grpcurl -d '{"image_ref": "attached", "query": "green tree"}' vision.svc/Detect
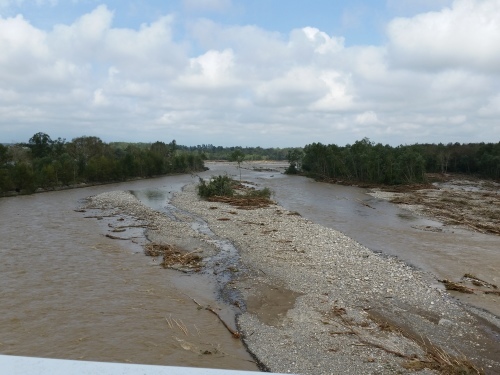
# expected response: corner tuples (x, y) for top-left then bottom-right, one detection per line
(0, 144), (9, 165)
(12, 162), (35, 193)
(0, 167), (13, 193)
(28, 132), (53, 158)
(285, 148), (304, 174)
(230, 149), (245, 181)
(67, 136), (106, 174)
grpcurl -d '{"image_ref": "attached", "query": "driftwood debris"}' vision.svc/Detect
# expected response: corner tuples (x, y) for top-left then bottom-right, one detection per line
(462, 273), (497, 289)
(84, 215), (116, 219)
(208, 196), (273, 209)
(439, 274), (498, 298)
(144, 243), (202, 271)
(105, 234), (131, 240)
(439, 279), (475, 294)
(206, 307), (241, 339)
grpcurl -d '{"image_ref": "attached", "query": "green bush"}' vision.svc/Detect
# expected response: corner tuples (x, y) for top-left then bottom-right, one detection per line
(198, 175), (234, 198)
(245, 186), (272, 198)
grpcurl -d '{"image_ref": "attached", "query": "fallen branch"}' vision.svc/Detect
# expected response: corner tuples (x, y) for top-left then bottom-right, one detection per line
(356, 199), (376, 209)
(105, 234), (131, 240)
(439, 279), (475, 294)
(183, 293), (241, 339)
(115, 224), (151, 229)
(463, 273), (498, 289)
(206, 307), (241, 339)
(484, 290), (500, 296)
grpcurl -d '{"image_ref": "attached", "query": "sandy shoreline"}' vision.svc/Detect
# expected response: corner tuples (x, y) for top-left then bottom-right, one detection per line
(84, 185), (500, 374)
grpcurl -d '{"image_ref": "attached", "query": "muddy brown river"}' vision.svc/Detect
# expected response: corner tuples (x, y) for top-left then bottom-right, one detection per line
(1, 162), (499, 370)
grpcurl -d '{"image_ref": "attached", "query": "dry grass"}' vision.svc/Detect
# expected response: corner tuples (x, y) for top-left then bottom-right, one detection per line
(165, 315), (190, 336)
(366, 311), (484, 374)
(422, 343), (484, 375)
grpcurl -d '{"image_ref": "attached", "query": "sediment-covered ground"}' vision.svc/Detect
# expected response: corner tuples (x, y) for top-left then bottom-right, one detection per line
(84, 185), (500, 374)
(369, 175), (500, 236)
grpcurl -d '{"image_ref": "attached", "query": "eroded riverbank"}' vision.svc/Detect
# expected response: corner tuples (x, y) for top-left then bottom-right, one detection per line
(84, 186), (500, 374)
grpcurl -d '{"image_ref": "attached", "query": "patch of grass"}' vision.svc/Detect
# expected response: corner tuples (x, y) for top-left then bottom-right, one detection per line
(245, 186), (272, 198)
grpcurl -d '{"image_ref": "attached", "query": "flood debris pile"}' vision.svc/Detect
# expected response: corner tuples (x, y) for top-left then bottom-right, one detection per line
(207, 195), (273, 209)
(440, 274), (499, 297)
(373, 176), (500, 235)
(144, 243), (202, 271)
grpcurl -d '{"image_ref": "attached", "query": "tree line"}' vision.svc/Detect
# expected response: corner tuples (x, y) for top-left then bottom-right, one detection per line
(289, 138), (500, 184)
(184, 144), (291, 161)
(0, 132), (205, 195)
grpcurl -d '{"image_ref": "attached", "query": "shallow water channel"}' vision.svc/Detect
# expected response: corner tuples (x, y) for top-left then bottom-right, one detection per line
(1, 162), (499, 370)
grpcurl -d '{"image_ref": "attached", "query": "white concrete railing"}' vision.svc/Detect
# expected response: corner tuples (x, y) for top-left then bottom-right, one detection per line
(0, 355), (287, 375)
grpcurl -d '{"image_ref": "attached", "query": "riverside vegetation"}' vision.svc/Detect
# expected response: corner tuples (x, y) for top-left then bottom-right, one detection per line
(0, 132), (205, 196)
(291, 138), (500, 184)
(3, 134), (498, 196)
(197, 174), (273, 208)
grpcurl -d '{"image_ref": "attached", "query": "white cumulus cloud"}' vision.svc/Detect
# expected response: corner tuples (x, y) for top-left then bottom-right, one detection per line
(387, 0), (500, 72)
(0, 2), (499, 146)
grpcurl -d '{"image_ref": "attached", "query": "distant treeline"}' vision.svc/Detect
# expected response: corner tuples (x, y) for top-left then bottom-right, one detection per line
(2, 134), (498, 194)
(0, 133), (205, 195)
(183, 144), (291, 161)
(291, 138), (500, 184)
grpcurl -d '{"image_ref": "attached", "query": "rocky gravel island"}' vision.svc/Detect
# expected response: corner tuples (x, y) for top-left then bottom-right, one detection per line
(84, 184), (500, 375)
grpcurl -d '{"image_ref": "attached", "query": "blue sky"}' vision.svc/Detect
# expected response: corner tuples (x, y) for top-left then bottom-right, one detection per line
(1, 0), (498, 147)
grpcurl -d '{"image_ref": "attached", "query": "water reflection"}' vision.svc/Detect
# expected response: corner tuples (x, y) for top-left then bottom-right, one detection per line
(130, 189), (168, 211)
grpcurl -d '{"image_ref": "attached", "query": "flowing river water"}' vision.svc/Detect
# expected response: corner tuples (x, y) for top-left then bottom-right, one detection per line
(0, 162), (499, 370)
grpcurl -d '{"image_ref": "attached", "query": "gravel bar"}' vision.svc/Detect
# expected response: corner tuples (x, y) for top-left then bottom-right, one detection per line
(84, 186), (500, 375)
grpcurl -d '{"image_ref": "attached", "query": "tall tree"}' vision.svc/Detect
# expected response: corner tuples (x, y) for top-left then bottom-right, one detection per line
(28, 132), (53, 158)
(230, 149), (245, 181)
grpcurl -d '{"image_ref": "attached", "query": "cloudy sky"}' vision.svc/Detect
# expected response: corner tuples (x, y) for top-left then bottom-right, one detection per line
(1, 0), (499, 147)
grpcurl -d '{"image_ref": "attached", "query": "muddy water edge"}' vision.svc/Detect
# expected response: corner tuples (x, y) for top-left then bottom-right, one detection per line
(0, 175), (258, 370)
